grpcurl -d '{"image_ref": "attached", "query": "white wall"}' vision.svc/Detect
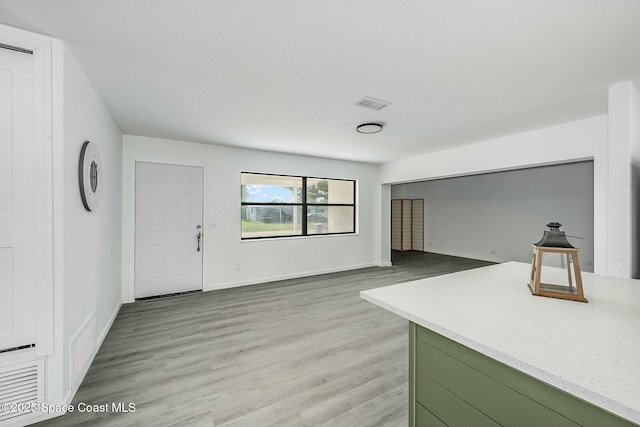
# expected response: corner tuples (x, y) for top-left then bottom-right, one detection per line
(380, 116), (604, 184)
(122, 136), (379, 302)
(391, 162), (595, 270)
(380, 115), (610, 274)
(62, 47), (123, 395)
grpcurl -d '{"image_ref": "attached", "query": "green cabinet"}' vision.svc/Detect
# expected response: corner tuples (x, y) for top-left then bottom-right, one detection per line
(409, 322), (637, 427)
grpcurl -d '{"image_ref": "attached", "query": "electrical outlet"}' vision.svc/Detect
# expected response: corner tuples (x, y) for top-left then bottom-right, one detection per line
(235, 263), (240, 270)
(490, 250), (497, 255)
(427, 242), (432, 246)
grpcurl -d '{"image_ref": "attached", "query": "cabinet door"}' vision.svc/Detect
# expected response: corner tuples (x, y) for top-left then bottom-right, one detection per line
(411, 323), (637, 427)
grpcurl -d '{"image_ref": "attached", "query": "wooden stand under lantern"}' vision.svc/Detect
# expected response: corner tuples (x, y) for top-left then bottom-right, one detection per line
(528, 245), (587, 303)
(527, 222), (587, 303)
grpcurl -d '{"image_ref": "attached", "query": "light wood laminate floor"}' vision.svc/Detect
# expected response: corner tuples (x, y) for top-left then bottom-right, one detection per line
(36, 252), (493, 427)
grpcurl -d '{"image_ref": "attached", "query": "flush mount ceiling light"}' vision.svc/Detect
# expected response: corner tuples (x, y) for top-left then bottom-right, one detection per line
(357, 123), (383, 134)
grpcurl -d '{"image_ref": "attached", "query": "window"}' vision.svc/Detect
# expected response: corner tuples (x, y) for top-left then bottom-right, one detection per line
(241, 172), (356, 239)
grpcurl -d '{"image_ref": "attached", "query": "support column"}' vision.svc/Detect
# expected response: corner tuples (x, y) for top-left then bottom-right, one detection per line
(606, 81), (640, 278)
(380, 184), (392, 266)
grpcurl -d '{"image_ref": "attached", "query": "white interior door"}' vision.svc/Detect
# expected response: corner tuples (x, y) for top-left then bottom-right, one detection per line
(0, 47), (36, 350)
(135, 162), (204, 299)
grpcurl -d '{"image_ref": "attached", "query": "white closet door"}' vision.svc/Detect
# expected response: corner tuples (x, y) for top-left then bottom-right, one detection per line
(0, 47), (36, 350)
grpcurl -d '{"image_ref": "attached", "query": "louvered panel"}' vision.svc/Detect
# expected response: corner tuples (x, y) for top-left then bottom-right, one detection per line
(0, 376), (37, 397)
(401, 200), (412, 250)
(2, 389), (37, 405)
(0, 382), (37, 400)
(0, 360), (42, 424)
(392, 199), (425, 252)
(391, 200), (402, 251)
(412, 200), (424, 251)
(0, 370), (35, 387)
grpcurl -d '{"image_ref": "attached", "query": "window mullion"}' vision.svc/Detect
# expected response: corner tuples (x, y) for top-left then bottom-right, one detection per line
(302, 177), (308, 235)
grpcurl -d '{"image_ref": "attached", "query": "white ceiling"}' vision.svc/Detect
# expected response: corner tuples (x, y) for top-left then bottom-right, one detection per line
(1, 0), (640, 163)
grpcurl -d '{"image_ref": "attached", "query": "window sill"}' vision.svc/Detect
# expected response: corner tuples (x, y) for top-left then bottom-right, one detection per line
(240, 232), (359, 243)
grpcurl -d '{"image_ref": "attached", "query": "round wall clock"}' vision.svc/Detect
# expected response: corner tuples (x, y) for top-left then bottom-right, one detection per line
(78, 140), (102, 211)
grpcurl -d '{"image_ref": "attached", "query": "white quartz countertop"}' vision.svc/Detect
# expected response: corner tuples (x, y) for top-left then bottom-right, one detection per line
(360, 262), (640, 424)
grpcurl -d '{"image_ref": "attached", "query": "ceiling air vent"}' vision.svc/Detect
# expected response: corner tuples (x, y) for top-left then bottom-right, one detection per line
(354, 97), (391, 111)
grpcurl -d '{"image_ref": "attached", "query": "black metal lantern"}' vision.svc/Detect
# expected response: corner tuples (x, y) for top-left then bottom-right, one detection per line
(534, 222), (575, 248)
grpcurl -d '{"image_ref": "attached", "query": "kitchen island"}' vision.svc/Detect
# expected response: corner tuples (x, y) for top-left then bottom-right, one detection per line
(361, 262), (640, 427)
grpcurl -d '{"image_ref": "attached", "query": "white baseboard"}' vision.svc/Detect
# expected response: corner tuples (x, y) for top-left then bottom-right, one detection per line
(98, 301), (122, 351)
(205, 262), (379, 291)
(423, 248), (501, 264)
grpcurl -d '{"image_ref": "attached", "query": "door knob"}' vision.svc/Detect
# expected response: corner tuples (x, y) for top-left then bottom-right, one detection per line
(196, 225), (202, 252)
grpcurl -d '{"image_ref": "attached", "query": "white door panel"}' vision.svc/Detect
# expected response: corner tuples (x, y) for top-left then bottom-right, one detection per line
(0, 48), (36, 350)
(135, 162), (203, 298)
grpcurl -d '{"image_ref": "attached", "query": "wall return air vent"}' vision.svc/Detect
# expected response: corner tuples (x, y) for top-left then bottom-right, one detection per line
(0, 360), (44, 425)
(70, 311), (97, 389)
(354, 96), (392, 111)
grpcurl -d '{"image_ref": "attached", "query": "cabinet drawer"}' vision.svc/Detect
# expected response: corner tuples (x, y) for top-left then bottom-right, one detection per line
(416, 338), (577, 427)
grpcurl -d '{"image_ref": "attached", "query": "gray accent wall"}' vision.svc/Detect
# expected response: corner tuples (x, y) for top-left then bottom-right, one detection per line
(391, 161), (594, 271)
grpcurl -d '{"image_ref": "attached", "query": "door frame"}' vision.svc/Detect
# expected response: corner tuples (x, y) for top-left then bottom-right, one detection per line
(123, 156), (206, 303)
(0, 25), (58, 359)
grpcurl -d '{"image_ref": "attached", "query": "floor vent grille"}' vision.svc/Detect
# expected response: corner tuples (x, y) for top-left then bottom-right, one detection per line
(70, 311), (96, 389)
(0, 360), (43, 424)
